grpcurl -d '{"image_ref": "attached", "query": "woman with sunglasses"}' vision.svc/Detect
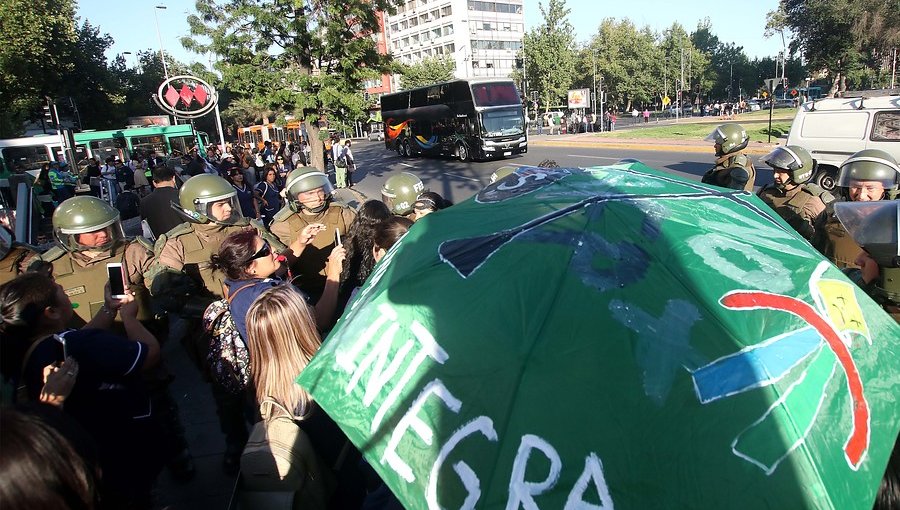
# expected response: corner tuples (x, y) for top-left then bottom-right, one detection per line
(209, 229), (346, 345)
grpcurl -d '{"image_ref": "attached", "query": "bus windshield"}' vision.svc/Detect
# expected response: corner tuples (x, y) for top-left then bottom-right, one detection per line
(481, 109), (525, 137)
(471, 82), (520, 107)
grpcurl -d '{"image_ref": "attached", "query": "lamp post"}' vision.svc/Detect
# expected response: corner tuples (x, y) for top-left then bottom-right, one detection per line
(153, 5), (169, 79)
(122, 51), (138, 69)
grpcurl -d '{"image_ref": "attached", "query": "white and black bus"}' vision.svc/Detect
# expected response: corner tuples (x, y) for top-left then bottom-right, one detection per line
(381, 78), (527, 162)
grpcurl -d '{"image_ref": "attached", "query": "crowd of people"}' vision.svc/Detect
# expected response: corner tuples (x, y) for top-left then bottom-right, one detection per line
(0, 123), (897, 509)
(0, 145), (448, 508)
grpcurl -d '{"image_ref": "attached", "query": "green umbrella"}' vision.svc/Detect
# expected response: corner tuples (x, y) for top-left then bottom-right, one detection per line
(299, 163), (900, 509)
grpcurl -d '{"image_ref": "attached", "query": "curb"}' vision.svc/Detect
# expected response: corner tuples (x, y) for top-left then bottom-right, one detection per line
(529, 139), (777, 155)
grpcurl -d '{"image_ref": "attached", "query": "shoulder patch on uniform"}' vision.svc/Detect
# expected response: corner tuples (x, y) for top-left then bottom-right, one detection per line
(134, 236), (154, 252)
(272, 206), (294, 223)
(165, 222), (195, 239)
(733, 154), (749, 166)
(39, 245), (67, 263)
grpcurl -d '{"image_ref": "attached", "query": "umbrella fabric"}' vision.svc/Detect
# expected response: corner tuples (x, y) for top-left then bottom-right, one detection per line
(298, 163), (900, 509)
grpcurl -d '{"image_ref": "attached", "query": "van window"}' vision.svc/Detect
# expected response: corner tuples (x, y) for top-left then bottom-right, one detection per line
(800, 111), (868, 139)
(871, 111), (900, 142)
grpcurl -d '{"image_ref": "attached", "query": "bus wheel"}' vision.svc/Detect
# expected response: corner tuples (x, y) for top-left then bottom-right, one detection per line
(402, 140), (412, 158)
(457, 143), (470, 162)
(396, 141), (405, 157)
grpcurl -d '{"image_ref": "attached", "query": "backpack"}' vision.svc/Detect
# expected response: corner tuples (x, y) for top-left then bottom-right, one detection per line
(116, 191), (140, 220)
(239, 399), (336, 509)
(335, 154), (347, 168)
(202, 285), (254, 394)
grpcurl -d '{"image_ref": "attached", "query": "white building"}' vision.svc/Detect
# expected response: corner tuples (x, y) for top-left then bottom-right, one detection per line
(384, 0), (524, 90)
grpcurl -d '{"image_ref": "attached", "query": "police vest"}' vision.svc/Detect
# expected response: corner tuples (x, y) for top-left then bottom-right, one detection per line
(703, 154), (756, 192)
(822, 215), (862, 269)
(271, 203), (354, 299)
(40, 242), (153, 329)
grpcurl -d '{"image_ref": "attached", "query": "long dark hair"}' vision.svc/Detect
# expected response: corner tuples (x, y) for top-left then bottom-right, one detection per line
(209, 229), (259, 281)
(340, 200), (392, 291)
(373, 216), (414, 253)
(0, 273), (58, 380)
(0, 408), (99, 510)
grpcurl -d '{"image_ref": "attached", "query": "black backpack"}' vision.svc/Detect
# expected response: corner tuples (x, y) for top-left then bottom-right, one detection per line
(116, 191), (140, 220)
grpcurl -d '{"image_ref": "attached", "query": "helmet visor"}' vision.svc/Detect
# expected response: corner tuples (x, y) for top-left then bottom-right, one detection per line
(704, 127), (725, 144)
(57, 222), (125, 251)
(837, 156), (900, 191)
(286, 171), (333, 197)
(382, 192), (412, 216)
(834, 201), (899, 264)
(198, 195), (243, 225)
(760, 147), (799, 171)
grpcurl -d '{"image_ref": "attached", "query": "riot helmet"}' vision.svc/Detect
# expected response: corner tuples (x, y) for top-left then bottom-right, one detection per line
(705, 123), (750, 157)
(837, 149), (900, 201)
(382, 172), (426, 216)
(177, 174), (243, 225)
(760, 145), (815, 188)
(489, 166), (518, 184)
(283, 166), (333, 213)
(53, 196), (125, 252)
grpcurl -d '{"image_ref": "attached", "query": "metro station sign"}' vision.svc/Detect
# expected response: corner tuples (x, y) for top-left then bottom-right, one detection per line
(154, 75), (218, 119)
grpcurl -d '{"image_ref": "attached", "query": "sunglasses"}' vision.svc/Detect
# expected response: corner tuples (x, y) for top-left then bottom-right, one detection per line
(248, 241), (272, 262)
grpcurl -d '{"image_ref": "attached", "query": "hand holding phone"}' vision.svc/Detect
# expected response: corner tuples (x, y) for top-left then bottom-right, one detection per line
(106, 263), (127, 299)
(335, 228), (342, 247)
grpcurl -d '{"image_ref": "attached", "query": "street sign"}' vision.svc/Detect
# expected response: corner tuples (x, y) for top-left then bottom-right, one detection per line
(764, 78), (779, 92)
(762, 91), (769, 98)
(662, 95), (671, 106)
(791, 89), (798, 97)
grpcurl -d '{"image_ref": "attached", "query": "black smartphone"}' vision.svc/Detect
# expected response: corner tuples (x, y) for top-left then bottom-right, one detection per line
(106, 263), (126, 299)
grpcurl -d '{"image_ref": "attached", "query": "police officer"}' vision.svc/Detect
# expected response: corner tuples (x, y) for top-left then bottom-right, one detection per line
(149, 173), (284, 474)
(32, 195), (195, 480)
(757, 145), (834, 241)
(835, 200), (900, 323)
(817, 149), (900, 268)
(382, 172), (426, 217)
(269, 167), (356, 301)
(702, 123), (756, 191)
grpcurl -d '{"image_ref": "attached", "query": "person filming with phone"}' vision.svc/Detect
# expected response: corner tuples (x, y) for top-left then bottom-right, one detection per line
(0, 272), (164, 508)
(29, 195), (197, 482)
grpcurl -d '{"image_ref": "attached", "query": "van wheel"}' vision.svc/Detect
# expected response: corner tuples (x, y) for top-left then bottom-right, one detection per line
(458, 143), (470, 162)
(815, 167), (837, 192)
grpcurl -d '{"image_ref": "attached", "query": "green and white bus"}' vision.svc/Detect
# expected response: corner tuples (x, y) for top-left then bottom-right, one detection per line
(0, 124), (209, 176)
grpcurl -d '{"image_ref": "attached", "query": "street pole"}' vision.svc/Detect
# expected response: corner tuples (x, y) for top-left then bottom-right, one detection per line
(592, 52), (597, 116)
(154, 5), (169, 79)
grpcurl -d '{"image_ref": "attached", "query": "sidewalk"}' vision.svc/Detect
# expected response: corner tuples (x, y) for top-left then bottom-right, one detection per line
(529, 131), (780, 155)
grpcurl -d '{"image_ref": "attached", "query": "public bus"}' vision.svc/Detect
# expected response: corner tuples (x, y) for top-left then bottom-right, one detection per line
(236, 120), (304, 149)
(380, 78), (527, 162)
(0, 124), (209, 175)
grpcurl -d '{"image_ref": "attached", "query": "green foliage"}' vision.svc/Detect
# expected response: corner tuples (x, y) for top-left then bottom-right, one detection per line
(184, 0), (399, 169)
(523, 0), (577, 111)
(0, 0), (78, 135)
(399, 56), (456, 90)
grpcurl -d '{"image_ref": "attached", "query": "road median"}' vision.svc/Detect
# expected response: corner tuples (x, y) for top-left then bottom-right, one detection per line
(529, 135), (779, 155)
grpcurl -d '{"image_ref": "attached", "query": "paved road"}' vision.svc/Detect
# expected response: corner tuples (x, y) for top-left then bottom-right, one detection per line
(344, 140), (772, 206)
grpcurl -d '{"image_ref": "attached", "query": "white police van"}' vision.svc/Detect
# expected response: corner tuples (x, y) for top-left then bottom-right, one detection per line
(785, 91), (899, 191)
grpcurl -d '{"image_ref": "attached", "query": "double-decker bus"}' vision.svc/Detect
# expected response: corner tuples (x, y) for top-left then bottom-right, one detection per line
(381, 78), (527, 162)
(0, 124), (209, 175)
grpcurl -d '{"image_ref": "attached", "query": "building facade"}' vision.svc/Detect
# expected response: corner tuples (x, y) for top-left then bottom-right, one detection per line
(384, 0), (524, 90)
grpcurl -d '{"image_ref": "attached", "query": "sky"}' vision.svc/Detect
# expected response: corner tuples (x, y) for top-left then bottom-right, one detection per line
(78, 0), (786, 67)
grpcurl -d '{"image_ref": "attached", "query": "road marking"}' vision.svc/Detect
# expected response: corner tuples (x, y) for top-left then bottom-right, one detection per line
(566, 155), (622, 160)
(443, 172), (481, 182)
(399, 163), (415, 168)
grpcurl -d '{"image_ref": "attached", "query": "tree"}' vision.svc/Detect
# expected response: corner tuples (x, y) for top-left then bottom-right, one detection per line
(522, 0), (577, 112)
(580, 18), (661, 112)
(0, 0), (78, 136)
(184, 0), (398, 170)
(399, 56), (455, 90)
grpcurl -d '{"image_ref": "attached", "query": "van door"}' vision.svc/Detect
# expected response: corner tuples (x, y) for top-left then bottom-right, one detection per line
(797, 110), (871, 167)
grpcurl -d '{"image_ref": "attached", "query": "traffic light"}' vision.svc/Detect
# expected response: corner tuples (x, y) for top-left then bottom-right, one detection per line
(515, 57), (523, 69)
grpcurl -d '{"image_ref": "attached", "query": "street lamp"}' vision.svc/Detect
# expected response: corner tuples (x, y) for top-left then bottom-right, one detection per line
(122, 51), (138, 69)
(153, 5), (169, 79)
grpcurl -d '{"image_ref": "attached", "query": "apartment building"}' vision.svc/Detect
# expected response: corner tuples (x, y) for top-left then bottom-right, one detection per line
(384, 0), (525, 90)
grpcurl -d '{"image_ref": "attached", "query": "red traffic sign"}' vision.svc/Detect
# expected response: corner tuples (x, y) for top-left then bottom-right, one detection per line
(791, 89), (798, 97)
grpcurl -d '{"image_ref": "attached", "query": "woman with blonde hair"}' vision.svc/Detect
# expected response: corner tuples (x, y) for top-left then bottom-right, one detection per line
(245, 284), (367, 505)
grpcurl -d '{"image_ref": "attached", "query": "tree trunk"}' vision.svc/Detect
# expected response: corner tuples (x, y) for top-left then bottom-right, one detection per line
(262, 116), (271, 141)
(305, 120), (326, 172)
(827, 73), (840, 98)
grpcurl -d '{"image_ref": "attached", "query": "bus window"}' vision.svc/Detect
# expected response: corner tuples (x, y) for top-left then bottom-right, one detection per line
(168, 135), (195, 155)
(1, 146), (51, 173)
(130, 135), (167, 156)
(89, 137), (126, 163)
(52, 145), (88, 165)
(471, 82), (520, 107)
(481, 109), (524, 137)
(198, 132), (210, 149)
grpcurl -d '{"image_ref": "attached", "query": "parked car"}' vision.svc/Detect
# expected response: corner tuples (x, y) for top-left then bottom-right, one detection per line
(785, 93), (900, 191)
(746, 101), (761, 112)
(368, 129), (384, 141)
